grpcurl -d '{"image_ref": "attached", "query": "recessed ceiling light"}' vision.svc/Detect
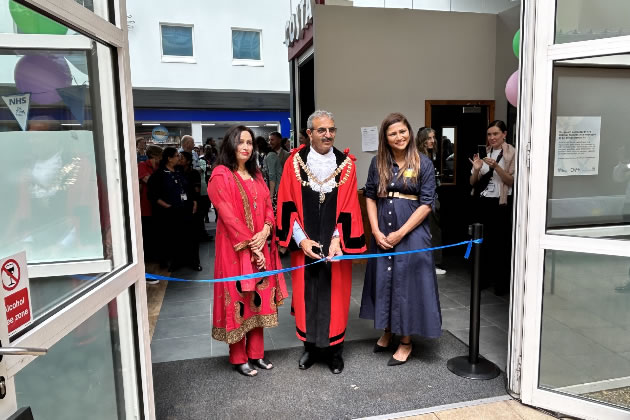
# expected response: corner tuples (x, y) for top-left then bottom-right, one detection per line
(141, 123), (161, 126)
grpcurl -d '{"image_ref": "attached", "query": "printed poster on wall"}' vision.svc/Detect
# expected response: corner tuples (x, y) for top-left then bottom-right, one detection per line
(554, 116), (601, 176)
(361, 126), (378, 152)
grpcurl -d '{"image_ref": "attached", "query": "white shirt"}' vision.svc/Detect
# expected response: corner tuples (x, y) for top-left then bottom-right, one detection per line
(472, 148), (512, 198)
(292, 147), (339, 246)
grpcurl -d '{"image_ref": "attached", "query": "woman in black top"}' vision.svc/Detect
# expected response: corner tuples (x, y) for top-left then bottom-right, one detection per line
(148, 147), (201, 271)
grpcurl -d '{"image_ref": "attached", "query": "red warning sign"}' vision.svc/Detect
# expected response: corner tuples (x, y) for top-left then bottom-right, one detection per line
(5, 288), (30, 333)
(1, 259), (20, 291)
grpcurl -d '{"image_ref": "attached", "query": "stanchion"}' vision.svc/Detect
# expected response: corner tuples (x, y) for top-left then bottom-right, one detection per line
(447, 223), (500, 380)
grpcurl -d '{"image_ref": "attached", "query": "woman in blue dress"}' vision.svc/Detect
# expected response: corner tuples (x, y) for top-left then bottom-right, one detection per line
(360, 112), (442, 366)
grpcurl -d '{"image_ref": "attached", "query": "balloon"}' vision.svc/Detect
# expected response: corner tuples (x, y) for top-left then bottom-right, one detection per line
(9, 0), (68, 35)
(513, 29), (520, 58)
(15, 54), (73, 105)
(505, 70), (519, 107)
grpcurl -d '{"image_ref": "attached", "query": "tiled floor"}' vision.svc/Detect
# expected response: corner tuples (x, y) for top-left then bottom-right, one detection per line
(402, 399), (555, 420)
(150, 235), (510, 373)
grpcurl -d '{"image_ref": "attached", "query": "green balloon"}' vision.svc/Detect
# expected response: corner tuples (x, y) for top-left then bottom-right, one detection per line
(9, 0), (68, 35)
(512, 29), (520, 58)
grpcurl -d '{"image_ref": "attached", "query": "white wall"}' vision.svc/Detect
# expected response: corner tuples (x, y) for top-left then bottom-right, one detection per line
(313, 5), (497, 183)
(494, 5), (520, 123)
(352, 0), (519, 14)
(127, 0), (292, 92)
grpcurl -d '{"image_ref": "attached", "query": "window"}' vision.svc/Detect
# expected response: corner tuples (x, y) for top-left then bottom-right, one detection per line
(232, 29), (262, 65)
(160, 24), (194, 62)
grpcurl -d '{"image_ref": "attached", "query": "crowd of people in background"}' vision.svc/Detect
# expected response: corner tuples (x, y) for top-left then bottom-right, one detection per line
(137, 113), (515, 376)
(137, 131), (293, 283)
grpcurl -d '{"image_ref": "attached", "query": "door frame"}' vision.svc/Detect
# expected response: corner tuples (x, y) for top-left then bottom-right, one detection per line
(424, 100), (495, 130)
(518, 0), (630, 418)
(0, 0), (152, 418)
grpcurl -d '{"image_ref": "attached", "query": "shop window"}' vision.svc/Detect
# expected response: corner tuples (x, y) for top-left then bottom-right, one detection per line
(232, 29), (262, 65)
(160, 24), (195, 63)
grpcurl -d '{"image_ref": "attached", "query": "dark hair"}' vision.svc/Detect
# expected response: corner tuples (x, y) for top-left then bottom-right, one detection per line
(376, 113), (420, 196)
(488, 120), (507, 132)
(146, 145), (163, 159)
(299, 128), (308, 138)
(269, 131), (282, 140)
(205, 137), (214, 144)
(255, 136), (270, 154)
(216, 125), (258, 177)
(180, 151), (193, 167)
(159, 147), (178, 167)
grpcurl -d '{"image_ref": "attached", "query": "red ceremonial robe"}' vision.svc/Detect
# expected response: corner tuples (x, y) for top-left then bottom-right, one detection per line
(276, 145), (366, 347)
(209, 165), (288, 344)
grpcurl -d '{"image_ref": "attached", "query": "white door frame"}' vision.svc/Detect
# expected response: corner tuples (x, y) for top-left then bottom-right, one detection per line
(518, 1), (630, 418)
(0, 0), (153, 418)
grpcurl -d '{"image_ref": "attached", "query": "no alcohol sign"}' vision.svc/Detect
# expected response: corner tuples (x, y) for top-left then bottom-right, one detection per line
(0, 252), (32, 334)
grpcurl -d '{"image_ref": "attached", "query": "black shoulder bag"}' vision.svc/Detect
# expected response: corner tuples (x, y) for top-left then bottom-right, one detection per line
(472, 150), (503, 198)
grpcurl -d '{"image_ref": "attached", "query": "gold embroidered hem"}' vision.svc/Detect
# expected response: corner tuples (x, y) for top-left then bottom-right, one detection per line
(233, 240), (250, 251)
(212, 313), (279, 344)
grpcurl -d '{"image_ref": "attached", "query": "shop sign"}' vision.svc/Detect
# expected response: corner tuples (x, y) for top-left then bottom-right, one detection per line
(285, 0), (313, 47)
(0, 252), (32, 335)
(152, 125), (169, 143)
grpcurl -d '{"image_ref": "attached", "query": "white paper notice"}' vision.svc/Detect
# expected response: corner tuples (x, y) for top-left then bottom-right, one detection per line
(361, 126), (378, 152)
(554, 116), (601, 176)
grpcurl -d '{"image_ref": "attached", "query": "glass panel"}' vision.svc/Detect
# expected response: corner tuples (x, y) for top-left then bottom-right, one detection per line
(556, 0), (630, 44)
(439, 126), (456, 185)
(0, 1), (108, 35)
(232, 30), (261, 60)
(161, 25), (193, 57)
(73, 0), (110, 21)
(0, 47), (115, 263)
(30, 273), (106, 320)
(546, 55), (630, 238)
(540, 251), (630, 411)
(15, 295), (136, 419)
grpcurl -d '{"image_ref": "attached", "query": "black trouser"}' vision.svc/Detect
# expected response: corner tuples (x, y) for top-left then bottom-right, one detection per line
(304, 341), (344, 360)
(141, 215), (155, 261)
(476, 196), (513, 294)
(156, 207), (199, 269)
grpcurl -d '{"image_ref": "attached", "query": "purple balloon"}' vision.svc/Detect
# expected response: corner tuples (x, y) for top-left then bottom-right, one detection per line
(14, 54), (72, 105)
(505, 70), (519, 107)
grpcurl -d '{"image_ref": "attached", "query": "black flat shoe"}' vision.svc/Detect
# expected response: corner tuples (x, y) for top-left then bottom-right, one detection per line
(250, 358), (273, 370)
(191, 265), (203, 272)
(298, 351), (317, 370)
(329, 356), (344, 374)
(373, 333), (394, 353)
(234, 362), (258, 377)
(388, 340), (412, 366)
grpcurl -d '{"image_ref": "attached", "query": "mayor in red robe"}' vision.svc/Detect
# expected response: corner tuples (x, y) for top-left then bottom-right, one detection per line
(276, 110), (365, 374)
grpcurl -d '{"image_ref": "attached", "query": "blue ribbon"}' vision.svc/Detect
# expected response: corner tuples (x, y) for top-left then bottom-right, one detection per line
(145, 239), (483, 284)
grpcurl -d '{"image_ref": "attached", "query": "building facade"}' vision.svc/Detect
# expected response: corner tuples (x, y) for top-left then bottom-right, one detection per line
(127, 0), (292, 146)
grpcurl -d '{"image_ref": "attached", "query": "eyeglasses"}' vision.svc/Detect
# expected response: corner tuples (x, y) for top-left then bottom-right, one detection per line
(314, 127), (337, 135)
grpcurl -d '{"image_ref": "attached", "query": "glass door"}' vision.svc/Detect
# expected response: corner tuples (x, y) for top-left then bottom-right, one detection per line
(520, 1), (630, 418)
(0, 0), (151, 418)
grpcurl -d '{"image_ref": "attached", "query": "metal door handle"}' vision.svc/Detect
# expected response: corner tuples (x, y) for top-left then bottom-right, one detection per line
(0, 347), (47, 356)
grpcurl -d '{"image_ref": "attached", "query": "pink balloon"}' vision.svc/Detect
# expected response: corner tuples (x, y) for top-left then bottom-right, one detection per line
(14, 54), (72, 105)
(505, 70), (519, 107)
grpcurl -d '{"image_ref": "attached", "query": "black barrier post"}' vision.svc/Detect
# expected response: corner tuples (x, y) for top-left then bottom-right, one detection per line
(447, 223), (500, 380)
